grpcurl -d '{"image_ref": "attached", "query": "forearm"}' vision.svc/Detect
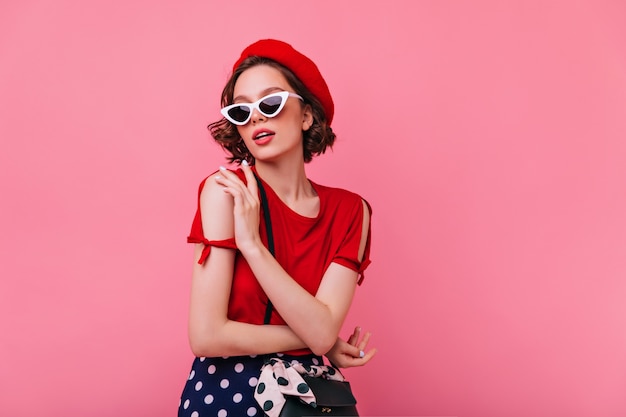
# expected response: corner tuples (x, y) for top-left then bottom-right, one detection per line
(189, 320), (307, 358)
(188, 246), (309, 357)
(240, 244), (356, 355)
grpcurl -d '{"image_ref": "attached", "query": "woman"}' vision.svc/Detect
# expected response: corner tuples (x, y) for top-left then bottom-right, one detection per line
(178, 39), (375, 417)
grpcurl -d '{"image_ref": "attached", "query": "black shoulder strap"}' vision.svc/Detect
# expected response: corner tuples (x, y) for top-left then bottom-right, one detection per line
(255, 174), (275, 325)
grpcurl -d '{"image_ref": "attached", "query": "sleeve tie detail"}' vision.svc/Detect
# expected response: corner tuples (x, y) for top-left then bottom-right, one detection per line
(187, 236), (237, 264)
(356, 259), (371, 285)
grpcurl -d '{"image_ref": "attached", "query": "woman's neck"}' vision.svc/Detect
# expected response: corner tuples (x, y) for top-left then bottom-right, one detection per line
(254, 159), (317, 206)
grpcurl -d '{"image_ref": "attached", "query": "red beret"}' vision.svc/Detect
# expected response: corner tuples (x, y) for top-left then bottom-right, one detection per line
(233, 39), (335, 125)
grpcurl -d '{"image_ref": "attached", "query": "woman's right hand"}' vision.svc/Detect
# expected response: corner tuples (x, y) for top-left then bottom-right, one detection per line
(325, 326), (377, 368)
(213, 161), (263, 255)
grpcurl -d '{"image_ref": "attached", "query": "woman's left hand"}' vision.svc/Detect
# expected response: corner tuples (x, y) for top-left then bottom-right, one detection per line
(325, 326), (377, 368)
(214, 162), (262, 253)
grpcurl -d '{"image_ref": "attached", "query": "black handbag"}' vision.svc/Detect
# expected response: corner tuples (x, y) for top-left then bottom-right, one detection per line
(279, 375), (358, 416)
(255, 174), (359, 417)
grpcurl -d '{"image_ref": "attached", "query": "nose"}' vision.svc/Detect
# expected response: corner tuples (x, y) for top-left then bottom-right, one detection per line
(250, 108), (266, 124)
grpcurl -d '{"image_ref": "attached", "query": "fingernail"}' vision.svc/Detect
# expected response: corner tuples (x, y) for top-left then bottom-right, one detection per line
(219, 166), (226, 171)
(359, 350), (365, 358)
(242, 160), (249, 166)
(215, 175), (221, 180)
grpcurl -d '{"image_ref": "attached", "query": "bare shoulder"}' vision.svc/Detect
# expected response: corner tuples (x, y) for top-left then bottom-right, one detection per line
(199, 172), (233, 207)
(199, 173), (235, 240)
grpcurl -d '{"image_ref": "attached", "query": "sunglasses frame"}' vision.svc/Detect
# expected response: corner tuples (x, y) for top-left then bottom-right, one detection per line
(220, 91), (304, 125)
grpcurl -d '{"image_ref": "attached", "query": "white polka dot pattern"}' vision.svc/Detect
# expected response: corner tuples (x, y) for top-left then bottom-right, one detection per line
(178, 354), (324, 416)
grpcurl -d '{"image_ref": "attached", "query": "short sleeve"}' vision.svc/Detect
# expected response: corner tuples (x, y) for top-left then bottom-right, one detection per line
(331, 197), (372, 285)
(187, 177), (237, 265)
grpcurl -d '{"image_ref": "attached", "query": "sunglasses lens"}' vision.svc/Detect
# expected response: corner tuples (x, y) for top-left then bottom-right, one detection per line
(258, 95), (284, 116)
(227, 106), (251, 123)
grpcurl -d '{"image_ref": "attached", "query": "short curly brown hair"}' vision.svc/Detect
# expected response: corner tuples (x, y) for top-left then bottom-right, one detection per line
(208, 56), (336, 164)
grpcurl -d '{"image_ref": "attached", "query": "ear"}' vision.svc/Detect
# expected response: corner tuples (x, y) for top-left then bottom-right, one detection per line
(302, 104), (314, 131)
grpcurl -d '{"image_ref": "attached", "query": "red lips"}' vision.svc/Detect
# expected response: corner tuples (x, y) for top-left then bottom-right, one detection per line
(252, 129), (275, 145)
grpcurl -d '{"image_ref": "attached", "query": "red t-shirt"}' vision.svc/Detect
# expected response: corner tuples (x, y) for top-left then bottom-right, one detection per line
(187, 169), (372, 354)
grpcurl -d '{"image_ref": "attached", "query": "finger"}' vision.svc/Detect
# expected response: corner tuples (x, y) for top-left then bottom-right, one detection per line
(241, 160), (259, 206)
(357, 331), (372, 351)
(347, 326), (360, 346)
(217, 166), (250, 192)
(337, 347), (377, 368)
(220, 184), (246, 208)
(359, 348), (377, 365)
(214, 171), (242, 191)
(217, 165), (237, 180)
(240, 160), (259, 200)
(345, 338), (363, 359)
(352, 348), (377, 366)
(334, 338), (361, 359)
(214, 173), (241, 195)
(214, 179), (250, 211)
(216, 168), (254, 205)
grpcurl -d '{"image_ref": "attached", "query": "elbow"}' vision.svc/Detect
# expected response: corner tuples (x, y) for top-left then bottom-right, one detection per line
(189, 340), (210, 358)
(305, 317), (343, 356)
(189, 336), (211, 358)
(189, 331), (224, 358)
(308, 332), (338, 357)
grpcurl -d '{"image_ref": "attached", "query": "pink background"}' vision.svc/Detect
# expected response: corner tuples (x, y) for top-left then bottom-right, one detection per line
(1, 1), (625, 416)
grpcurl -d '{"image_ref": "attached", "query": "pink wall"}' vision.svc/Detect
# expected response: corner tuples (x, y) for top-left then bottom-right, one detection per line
(2, 1), (625, 416)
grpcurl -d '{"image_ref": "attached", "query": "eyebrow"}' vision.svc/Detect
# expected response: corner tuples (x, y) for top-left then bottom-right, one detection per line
(233, 87), (285, 103)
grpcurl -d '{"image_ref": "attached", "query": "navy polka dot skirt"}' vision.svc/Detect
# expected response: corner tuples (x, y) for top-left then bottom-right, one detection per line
(178, 353), (324, 417)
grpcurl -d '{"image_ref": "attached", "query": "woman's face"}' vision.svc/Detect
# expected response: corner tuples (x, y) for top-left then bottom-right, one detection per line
(232, 64), (312, 163)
